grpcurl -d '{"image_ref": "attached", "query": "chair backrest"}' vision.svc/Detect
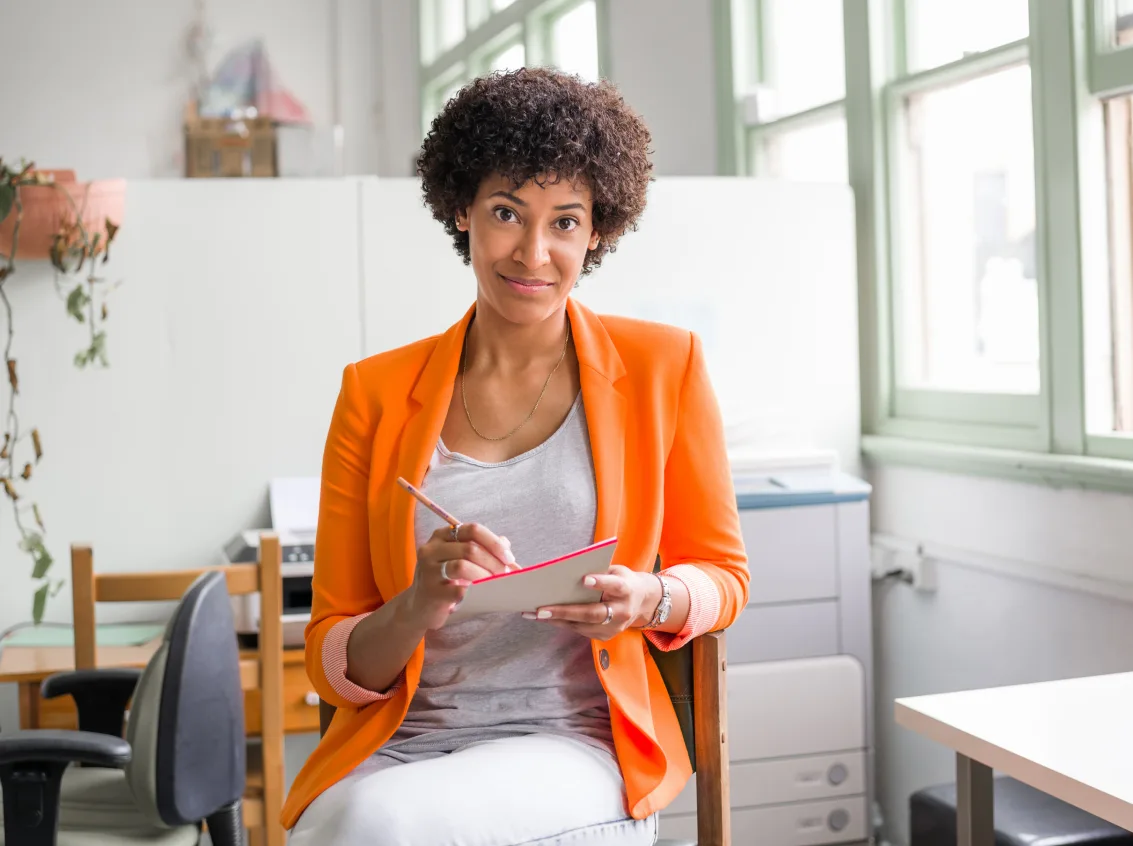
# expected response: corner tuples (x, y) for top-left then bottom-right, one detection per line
(124, 570), (245, 827)
(69, 536), (286, 836)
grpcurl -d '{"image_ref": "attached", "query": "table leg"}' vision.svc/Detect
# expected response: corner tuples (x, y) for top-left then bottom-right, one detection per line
(18, 682), (40, 729)
(956, 753), (993, 846)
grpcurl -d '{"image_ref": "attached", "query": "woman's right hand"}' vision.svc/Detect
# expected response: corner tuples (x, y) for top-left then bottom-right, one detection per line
(405, 522), (516, 630)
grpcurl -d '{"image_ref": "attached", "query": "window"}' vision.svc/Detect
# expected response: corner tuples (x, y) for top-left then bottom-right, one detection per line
(833, 0), (1133, 482)
(419, 0), (602, 135)
(733, 0), (847, 182)
(868, 2), (1041, 444)
(893, 64), (1038, 396)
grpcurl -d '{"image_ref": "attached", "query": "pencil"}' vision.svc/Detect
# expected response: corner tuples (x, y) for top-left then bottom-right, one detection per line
(396, 476), (462, 529)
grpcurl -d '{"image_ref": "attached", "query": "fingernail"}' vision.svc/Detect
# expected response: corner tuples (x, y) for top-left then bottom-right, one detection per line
(500, 536), (512, 548)
(536, 609), (552, 620)
(521, 612), (536, 620)
(505, 550), (517, 565)
(584, 576), (596, 587)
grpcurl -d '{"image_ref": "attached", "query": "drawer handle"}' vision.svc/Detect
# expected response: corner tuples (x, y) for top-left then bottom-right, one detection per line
(304, 692), (319, 707)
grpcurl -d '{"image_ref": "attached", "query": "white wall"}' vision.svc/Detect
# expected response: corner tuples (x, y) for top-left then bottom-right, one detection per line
(0, 0), (388, 177)
(869, 464), (1133, 846)
(604, 0), (720, 176)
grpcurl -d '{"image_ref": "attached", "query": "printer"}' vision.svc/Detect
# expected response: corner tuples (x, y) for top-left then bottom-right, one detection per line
(224, 478), (318, 648)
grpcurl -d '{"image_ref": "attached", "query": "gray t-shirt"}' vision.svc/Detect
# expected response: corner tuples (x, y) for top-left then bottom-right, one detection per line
(380, 393), (615, 758)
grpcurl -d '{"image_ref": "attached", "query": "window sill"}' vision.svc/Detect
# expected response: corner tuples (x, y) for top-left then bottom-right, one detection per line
(861, 434), (1133, 495)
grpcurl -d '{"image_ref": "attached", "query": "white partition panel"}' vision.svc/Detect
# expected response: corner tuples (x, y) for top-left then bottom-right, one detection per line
(0, 179), (363, 627)
(361, 177), (860, 469)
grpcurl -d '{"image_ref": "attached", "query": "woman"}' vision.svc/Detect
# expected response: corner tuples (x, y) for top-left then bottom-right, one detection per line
(283, 68), (748, 845)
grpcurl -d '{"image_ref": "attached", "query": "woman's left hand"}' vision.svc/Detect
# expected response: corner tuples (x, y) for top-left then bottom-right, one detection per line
(523, 565), (657, 641)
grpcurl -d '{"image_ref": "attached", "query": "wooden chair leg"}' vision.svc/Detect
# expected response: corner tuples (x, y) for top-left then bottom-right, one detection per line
(247, 826), (265, 846)
(693, 630), (730, 846)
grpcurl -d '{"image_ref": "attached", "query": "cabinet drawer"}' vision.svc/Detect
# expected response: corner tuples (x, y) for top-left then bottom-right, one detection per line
(729, 656), (865, 760)
(741, 505), (838, 604)
(727, 601), (839, 664)
(245, 662), (321, 734)
(660, 796), (868, 846)
(664, 751), (866, 816)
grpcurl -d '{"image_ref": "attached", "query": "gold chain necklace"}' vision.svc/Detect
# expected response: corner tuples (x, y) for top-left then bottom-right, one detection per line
(461, 322), (571, 441)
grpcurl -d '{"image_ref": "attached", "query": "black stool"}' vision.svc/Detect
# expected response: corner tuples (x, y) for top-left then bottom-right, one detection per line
(911, 776), (1133, 846)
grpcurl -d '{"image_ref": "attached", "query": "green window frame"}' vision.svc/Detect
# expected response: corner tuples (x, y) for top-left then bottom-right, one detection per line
(720, 0), (848, 180)
(419, 0), (609, 137)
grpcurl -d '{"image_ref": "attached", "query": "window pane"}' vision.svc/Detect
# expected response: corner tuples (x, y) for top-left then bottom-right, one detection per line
(754, 117), (848, 182)
(437, 0), (466, 53)
(551, 1), (599, 81)
(906, 0), (1028, 72)
(490, 41), (526, 73)
(1088, 94), (1133, 434)
(894, 64), (1039, 394)
(1115, 0), (1133, 48)
(760, 0), (843, 118)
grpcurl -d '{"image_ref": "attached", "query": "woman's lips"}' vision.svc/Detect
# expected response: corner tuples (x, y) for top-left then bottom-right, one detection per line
(501, 275), (555, 294)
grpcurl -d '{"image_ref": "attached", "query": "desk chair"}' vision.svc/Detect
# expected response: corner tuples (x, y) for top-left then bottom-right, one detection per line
(62, 536), (286, 846)
(317, 631), (731, 846)
(0, 570), (246, 846)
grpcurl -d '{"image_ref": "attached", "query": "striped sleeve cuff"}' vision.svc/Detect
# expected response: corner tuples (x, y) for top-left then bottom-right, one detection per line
(322, 613), (404, 705)
(643, 564), (722, 652)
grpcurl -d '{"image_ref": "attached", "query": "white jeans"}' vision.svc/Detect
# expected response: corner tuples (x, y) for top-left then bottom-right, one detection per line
(288, 734), (658, 846)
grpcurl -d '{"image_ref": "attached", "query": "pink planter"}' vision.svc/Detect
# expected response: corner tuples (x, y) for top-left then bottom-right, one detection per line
(0, 170), (126, 261)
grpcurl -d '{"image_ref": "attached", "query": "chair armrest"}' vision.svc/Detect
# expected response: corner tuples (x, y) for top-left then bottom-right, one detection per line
(0, 729), (131, 769)
(40, 668), (141, 738)
(692, 630), (730, 846)
(0, 730), (131, 845)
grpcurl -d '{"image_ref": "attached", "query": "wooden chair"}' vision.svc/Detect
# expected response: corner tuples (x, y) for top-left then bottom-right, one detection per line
(65, 535), (286, 846)
(317, 630), (731, 846)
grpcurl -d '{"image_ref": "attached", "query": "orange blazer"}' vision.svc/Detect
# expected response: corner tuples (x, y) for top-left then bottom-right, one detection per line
(281, 297), (749, 828)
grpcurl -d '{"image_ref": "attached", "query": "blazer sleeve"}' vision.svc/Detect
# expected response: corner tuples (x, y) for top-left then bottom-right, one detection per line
(303, 362), (388, 710)
(657, 332), (750, 630)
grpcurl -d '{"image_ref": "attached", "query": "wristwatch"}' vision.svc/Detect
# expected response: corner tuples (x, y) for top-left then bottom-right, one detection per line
(644, 574), (672, 629)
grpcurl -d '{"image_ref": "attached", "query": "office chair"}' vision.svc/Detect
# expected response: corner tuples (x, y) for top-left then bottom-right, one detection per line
(317, 630), (731, 846)
(67, 538), (285, 846)
(0, 570), (247, 846)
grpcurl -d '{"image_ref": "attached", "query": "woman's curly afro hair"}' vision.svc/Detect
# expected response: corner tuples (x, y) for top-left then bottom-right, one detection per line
(416, 67), (653, 274)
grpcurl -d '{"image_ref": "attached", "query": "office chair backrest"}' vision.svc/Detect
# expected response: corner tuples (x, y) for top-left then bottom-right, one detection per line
(125, 571), (246, 827)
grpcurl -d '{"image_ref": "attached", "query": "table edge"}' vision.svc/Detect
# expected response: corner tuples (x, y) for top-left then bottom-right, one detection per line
(895, 700), (1133, 832)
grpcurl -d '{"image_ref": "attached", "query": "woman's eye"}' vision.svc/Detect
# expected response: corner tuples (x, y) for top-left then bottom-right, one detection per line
(556, 218), (579, 232)
(493, 207), (517, 223)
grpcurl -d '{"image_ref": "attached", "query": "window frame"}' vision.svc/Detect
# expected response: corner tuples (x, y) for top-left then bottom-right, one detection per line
(725, 0), (848, 179)
(843, 0), (1133, 489)
(419, 0), (609, 137)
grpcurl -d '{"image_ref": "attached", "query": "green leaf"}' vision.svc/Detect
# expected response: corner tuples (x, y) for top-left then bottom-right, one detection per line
(20, 532), (53, 579)
(92, 331), (108, 367)
(32, 583), (48, 624)
(66, 285), (89, 323)
(0, 184), (13, 225)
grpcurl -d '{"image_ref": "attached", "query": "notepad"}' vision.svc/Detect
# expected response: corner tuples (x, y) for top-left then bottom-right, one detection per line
(447, 537), (618, 622)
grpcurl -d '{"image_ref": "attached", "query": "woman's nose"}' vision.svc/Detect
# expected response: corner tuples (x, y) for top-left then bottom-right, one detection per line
(513, 227), (550, 268)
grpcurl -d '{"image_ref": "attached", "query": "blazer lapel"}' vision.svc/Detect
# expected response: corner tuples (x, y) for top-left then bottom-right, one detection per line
(568, 298), (627, 545)
(387, 304), (475, 596)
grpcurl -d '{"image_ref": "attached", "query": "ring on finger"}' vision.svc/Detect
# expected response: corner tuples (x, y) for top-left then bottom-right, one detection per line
(440, 560), (452, 581)
(450, 522), (461, 542)
(602, 603), (614, 625)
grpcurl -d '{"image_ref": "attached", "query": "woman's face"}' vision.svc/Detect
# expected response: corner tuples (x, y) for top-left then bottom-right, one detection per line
(456, 172), (600, 326)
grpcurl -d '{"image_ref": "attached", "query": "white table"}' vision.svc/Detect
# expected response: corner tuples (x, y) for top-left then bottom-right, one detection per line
(895, 672), (1133, 846)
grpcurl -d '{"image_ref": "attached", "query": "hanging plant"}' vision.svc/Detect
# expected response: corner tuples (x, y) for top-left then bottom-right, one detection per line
(0, 160), (126, 623)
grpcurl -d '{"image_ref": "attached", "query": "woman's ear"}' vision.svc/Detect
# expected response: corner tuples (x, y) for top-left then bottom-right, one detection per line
(588, 231), (600, 251)
(455, 209), (469, 232)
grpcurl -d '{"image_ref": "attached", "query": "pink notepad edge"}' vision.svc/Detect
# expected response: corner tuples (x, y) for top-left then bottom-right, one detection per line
(470, 537), (618, 585)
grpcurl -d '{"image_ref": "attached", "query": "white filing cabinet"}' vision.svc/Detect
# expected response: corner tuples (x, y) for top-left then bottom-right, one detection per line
(658, 472), (874, 846)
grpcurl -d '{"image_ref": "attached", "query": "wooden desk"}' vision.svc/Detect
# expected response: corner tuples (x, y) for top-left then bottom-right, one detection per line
(0, 640), (320, 735)
(895, 673), (1133, 846)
